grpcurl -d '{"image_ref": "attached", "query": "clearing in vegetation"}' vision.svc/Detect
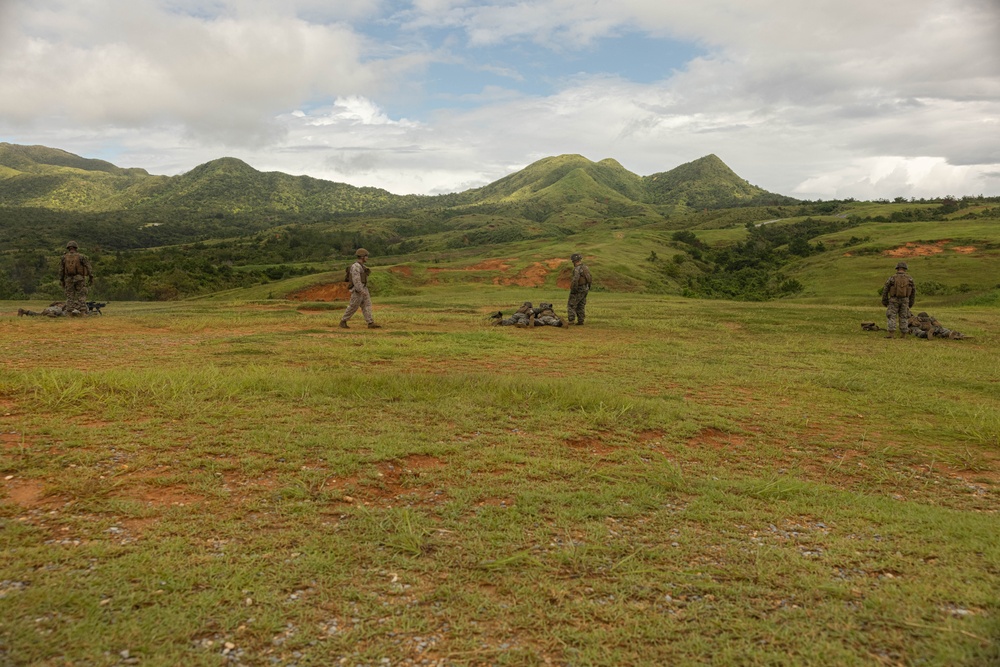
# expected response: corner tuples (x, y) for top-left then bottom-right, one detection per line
(0, 292), (998, 666)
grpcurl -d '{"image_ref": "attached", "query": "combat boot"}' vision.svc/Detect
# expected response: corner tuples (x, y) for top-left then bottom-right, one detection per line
(17, 308), (25, 317)
(884, 331), (895, 339)
(368, 322), (382, 329)
(339, 320), (349, 329)
(898, 330), (908, 339)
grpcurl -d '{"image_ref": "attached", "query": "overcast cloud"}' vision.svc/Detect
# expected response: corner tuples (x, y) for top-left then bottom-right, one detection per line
(1, 0), (998, 199)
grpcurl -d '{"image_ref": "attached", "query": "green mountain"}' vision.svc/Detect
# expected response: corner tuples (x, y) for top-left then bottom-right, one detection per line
(0, 143), (793, 219)
(0, 143), (148, 177)
(642, 154), (793, 208)
(0, 144), (420, 215)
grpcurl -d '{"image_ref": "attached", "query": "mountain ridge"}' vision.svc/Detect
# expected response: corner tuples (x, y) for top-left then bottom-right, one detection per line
(0, 142), (797, 217)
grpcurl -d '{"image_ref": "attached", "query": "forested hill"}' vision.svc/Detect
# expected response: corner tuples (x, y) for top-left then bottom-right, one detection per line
(0, 143), (796, 219)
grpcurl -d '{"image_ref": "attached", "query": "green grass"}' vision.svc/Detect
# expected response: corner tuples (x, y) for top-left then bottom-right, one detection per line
(1, 292), (998, 666)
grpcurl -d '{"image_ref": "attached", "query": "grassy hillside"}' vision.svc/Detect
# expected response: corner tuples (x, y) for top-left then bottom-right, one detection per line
(0, 143), (792, 223)
(642, 154), (799, 209)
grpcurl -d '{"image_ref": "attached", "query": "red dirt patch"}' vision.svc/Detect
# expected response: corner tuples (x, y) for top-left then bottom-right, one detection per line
(400, 454), (446, 471)
(389, 265), (413, 277)
(1, 432), (28, 450)
(686, 427), (748, 450)
(952, 246), (977, 254)
(469, 259), (514, 271)
(494, 262), (550, 287)
(324, 455), (448, 508)
(556, 269), (572, 289)
(565, 437), (617, 456)
(882, 240), (949, 257)
(287, 282), (351, 302)
(3, 478), (62, 509)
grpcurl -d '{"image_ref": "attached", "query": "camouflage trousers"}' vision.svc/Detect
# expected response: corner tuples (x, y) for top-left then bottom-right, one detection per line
(885, 298), (911, 333)
(567, 289), (588, 324)
(535, 315), (563, 327)
(63, 276), (89, 316)
(341, 287), (373, 324)
(499, 312), (530, 326)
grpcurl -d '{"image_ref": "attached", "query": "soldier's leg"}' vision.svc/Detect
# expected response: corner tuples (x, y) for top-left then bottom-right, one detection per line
(360, 291), (374, 325)
(341, 291), (362, 324)
(885, 301), (899, 334)
(575, 292), (587, 324)
(66, 281), (84, 316)
(898, 303), (911, 334)
(567, 292), (581, 323)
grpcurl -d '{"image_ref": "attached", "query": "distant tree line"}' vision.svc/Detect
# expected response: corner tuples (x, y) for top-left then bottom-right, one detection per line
(673, 218), (858, 300)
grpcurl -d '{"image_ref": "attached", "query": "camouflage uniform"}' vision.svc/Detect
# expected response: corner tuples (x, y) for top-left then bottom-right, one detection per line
(496, 302), (534, 327)
(567, 253), (592, 325)
(907, 312), (967, 339)
(339, 249), (381, 329)
(881, 262), (915, 339)
(532, 303), (564, 327)
(59, 242), (94, 316)
(18, 303), (66, 317)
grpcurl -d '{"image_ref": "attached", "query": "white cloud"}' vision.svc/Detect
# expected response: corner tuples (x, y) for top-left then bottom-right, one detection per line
(793, 157), (1000, 200)
(0, 1), (421, 145)
(0, 0), (998, 198)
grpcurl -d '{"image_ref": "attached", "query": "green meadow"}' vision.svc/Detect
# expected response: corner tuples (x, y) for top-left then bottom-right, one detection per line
(1, 285), (998, 666)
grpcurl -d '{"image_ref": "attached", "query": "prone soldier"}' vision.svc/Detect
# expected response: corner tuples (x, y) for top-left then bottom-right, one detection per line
(531, 303), (565, 327)
(493, 302), (535, 327)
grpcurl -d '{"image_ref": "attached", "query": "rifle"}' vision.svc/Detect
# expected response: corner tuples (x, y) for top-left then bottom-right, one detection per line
(86, 301), (107, 315)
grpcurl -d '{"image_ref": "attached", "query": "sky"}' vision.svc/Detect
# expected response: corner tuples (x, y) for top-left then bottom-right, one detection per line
(1, 0), (998, 200)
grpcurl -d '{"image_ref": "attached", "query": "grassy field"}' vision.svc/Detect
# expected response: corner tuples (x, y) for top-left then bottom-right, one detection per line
(1, 290), (998, 666)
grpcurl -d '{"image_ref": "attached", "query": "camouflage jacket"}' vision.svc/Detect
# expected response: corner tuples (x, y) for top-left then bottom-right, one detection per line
(881, 272), (915, 307)
(571, 264), (592, 291)
(60, 251), (93, 284)
(348, 261), (371, 291)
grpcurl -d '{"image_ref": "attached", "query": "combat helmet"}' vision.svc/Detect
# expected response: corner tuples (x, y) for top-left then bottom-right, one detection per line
(539, 302), (552, 309)
(895, 261), (908, 270)
(66, 241), (78, 250)
(570, 253), (582, 262)
(355, 248), (369, 257)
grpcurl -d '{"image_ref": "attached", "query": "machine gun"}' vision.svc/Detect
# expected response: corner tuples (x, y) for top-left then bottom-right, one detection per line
(86, 301), (107, 315)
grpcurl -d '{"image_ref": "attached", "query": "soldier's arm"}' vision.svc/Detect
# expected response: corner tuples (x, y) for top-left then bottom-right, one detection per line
(582, 266), (592, 286)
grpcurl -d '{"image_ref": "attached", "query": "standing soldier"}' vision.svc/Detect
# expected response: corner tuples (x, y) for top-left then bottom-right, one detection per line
(60, 241), (94, 317)
(881, 261), (915, 339)
(567, 253), (592, 326)
(339, 248), (382, 329)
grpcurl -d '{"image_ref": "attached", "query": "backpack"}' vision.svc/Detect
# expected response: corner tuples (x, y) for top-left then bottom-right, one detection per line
(63, 252), (82, 276)
(343, 265), (352, 283)
(888, 273), (912, 298)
